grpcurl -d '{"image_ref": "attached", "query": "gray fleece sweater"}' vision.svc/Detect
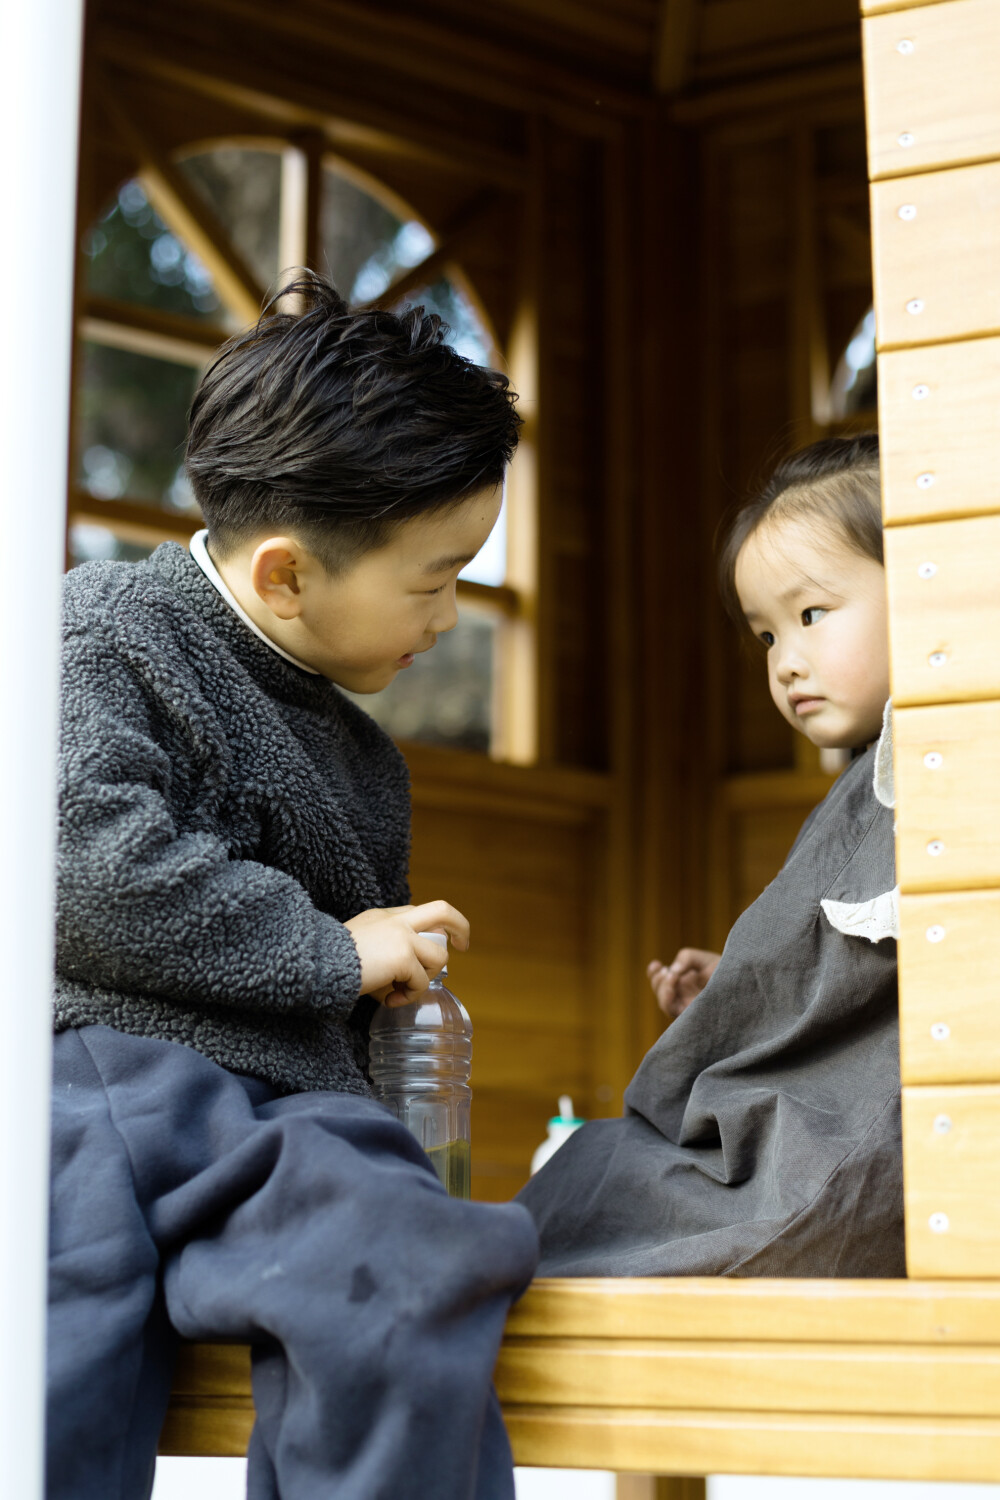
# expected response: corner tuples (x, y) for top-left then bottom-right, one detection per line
(55, 541), (411, 1095)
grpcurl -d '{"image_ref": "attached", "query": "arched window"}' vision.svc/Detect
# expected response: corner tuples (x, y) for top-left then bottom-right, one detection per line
(72, 139), (530, 758)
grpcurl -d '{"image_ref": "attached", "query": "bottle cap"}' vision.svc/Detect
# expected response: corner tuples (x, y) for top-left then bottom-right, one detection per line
(549, 1093), (584, 1126)
(421, 929), (448, 976)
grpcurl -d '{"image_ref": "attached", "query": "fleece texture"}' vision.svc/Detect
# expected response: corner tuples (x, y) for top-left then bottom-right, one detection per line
(55, 541), (411, 1095)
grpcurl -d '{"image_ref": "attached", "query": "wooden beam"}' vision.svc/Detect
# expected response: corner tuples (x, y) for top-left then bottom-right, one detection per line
(96, 36), (526, 190)
(279, 131), (324, 279)
(79, 295), (229, 367)
(152, 0), (648, 124)
(654, 0), (699, 94)
(68, 493), (199, 547)
(98, 83), (266, 326)
(672, 59), (863, 124)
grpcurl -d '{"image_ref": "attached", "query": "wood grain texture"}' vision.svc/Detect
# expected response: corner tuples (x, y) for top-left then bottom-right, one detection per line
(903, 1085), (1000, 1277)
(893, 701), (1000, 892)
(871, 159), (1000, 348)
(863, 0), (1000, 179)
(878, 336), (1000, 524)
(885, 514), (1000, 705)
(899, 890), (1000, 1084)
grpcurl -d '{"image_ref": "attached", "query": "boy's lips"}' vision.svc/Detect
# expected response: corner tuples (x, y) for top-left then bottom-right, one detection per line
(396, 653), (415, 668)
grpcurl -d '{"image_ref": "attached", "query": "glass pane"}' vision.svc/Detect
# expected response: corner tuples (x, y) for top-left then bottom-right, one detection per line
(343, 608), (496, 753)
(460, 504), (506, 587)
(179, 147), (282, 291)
(831, 306), (877, 418)
(84, 179), (224, 321)
(321, 166), (436, 304)
(68, 524), (157, 569)
(75, 342), (201, 515)
(400, 279), (493, 366)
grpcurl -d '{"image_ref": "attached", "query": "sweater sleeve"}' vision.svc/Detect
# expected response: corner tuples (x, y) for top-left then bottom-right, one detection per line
(56, 621), (362, 1017)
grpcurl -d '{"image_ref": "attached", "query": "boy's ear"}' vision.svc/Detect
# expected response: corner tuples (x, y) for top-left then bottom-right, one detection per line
(249, 538), (306, 619)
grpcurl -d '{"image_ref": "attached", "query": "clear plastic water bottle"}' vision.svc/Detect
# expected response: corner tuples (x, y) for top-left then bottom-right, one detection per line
(369, 932), (473, 1198)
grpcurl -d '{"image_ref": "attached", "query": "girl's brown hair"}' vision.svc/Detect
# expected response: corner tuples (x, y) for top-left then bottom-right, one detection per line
(718, 433), (882, 628)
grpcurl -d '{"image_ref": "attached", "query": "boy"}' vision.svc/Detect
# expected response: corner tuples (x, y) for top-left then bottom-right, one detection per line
(49, 274), (539, 1499)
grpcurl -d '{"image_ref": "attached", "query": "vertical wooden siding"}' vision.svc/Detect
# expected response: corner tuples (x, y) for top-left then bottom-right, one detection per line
(863, 0), (1000, 1275)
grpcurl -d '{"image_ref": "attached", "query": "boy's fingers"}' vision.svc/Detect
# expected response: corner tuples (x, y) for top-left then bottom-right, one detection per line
(413, 933), (448, 978)
(406, 900), (471, 951)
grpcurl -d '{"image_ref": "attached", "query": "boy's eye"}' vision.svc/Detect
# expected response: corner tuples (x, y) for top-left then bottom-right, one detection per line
(758, 631), (775, 649)
(802, 607), (827, 626)
(423, 584), (446, 596)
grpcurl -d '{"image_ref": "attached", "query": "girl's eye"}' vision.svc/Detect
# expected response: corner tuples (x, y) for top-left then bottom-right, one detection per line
(802, 607), (827, 626)
(758, 631), (775, 649)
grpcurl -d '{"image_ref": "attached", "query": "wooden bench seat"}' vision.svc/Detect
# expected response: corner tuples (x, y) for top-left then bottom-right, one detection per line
(160, 1276), (1000, 1483)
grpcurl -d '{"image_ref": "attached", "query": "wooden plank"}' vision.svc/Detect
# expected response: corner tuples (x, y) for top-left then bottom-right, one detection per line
(885, 514), (1000, 705)
(862, 1), (955, 13)
(863, 0), (1000, 179)
(654, 0), (699, 93)
(878, 336), (1000, 524)
(871, 159), (1000, 348)
(505, 1405), (1000, 1481)
(893, 700), (1000, 892)
(507, 1277), (1000, 1345)
(903, 1085), (1000, 1277)
(497, 1336), (1000, 1417)
(899, 890), (1000, 1084)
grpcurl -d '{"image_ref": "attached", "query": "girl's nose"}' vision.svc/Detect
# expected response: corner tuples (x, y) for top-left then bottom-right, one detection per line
(775, 645), (808, 686)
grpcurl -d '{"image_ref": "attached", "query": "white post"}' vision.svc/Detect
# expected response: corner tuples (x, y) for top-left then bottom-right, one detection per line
(0, 1), (85, 1495)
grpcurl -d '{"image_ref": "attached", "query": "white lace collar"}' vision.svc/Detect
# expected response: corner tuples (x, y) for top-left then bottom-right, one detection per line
(821, 700), (898, 944)
(189, 530), (320, 675)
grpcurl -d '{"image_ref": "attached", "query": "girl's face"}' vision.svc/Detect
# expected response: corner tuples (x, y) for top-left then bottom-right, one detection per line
(734, 516), (890, 750)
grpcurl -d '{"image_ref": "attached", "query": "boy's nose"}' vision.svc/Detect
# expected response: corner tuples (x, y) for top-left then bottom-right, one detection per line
(431, 592), (459, 635)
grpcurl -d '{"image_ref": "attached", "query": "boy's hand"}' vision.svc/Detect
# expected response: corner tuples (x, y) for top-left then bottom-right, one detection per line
(647, 948), (721, 1018)
(345, 901), (470, 1006)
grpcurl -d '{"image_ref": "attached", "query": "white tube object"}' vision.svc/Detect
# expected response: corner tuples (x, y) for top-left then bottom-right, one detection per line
(0, 2), (85, 1495)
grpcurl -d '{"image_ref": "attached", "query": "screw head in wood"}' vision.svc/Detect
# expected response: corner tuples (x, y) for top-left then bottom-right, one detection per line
(923, 753), (943, 771)
(912, 383), (929, 399)
(929, 1212), (950, 1233)
(918, 561), (937, 578)
(898, 132), (916, 148)
(898, 203), (917, 221)
(906, 299), (925, 315)
(927, 839), (945, 857)
(928, 651), (948, 667)
(897, 39), (915, 55)
(916, 472), (935, 489)
(931, 1022), (950, 1041)
(933, 1115), (952, 1134)
(926, 923), (946, 941)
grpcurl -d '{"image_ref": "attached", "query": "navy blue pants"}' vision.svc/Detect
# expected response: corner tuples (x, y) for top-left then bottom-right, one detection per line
(47, 1026), (539, 1500)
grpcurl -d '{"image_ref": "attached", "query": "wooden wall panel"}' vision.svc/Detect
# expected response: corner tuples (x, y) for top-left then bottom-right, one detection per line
(894, 700), (1000, 893)
(407, 753), (610, 1200)
(863, 0), (1000, 180)
(886, 514), (1000, 705)
(903, 1085), (1000, 1276)
(899, 890), (1000, 1085)
(879, 336), (1000, 525)
(871, 159), (1000, 348)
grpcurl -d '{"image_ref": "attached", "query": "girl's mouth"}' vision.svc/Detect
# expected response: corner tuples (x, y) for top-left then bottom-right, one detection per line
(792, 696), (825, 715)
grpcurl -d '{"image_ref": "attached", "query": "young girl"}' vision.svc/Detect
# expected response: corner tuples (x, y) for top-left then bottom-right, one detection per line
(651, 431), (890, 1019)
(519, 433), (903, 1278)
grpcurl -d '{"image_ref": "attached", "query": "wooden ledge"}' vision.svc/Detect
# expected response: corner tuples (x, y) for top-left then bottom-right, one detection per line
(161, 1278), (1000, 1479)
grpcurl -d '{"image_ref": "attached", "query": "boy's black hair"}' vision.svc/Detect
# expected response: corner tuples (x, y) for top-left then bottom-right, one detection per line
(185, 271), (521, 571)
(718, 432), (882, 628)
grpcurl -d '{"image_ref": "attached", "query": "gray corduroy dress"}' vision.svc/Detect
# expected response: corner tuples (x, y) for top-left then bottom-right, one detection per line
(518, 736), (904, 1277)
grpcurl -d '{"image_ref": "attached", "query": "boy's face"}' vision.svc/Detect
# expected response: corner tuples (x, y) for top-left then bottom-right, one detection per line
(735, 518), (890, 750)
(222, 488), (502, 693)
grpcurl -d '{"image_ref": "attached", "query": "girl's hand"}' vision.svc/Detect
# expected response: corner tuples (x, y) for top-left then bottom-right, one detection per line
(345, 901), (470, 1006)
(647, 948), (721, 1018)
